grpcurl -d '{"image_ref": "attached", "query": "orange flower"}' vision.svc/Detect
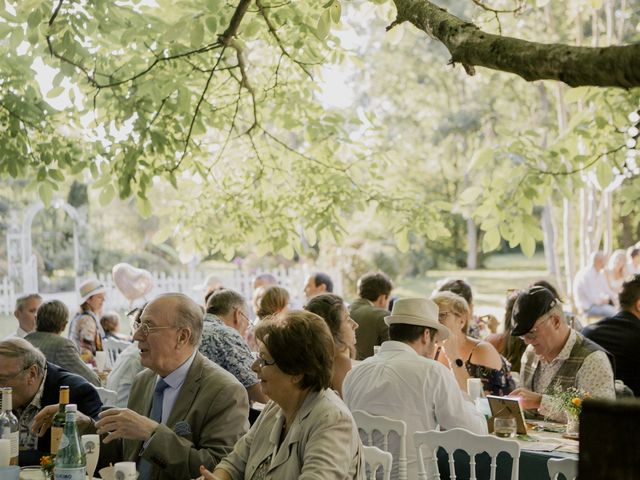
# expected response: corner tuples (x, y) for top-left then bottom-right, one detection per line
(571, 397), (582, 407)
(40, 455), (52, 467)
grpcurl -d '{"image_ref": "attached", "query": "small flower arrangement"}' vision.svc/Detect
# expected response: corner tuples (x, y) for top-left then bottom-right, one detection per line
(547, 384), (591, 420)
(40, 454), (55, 478)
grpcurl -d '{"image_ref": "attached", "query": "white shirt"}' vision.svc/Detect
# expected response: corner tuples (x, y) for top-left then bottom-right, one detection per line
(573, 266), (612, 312)
(4, 326), (31, 340)
(524, 330), (615, 421)
(106, 342), (143, 408)
(343, 341), (487, 480)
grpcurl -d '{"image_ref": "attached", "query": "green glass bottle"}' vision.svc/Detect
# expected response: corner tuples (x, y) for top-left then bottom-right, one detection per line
(54, 404), (86, 480)
(0, 387), (20, 465)
(50, 386), (70, 454)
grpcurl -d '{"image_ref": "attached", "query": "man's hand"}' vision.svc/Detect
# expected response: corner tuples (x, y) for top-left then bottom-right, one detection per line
(509, 388), (542, 410)
(199, 465), (231, 480)
(95, 408), (159, 444)
(32, 405), (92, 437)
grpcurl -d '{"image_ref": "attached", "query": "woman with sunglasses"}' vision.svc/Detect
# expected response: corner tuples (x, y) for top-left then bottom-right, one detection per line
(432, 291), (515, 396)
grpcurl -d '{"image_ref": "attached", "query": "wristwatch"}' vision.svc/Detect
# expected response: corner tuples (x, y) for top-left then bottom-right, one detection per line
(454, 358), (465, 368)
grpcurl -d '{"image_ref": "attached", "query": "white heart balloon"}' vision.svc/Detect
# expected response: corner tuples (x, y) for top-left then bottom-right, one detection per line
(112, 263), (154, 301)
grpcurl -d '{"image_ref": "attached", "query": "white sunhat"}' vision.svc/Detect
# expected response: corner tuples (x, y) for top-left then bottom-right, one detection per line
(78, 279), (106, 304)
(384, 297), (450, 340)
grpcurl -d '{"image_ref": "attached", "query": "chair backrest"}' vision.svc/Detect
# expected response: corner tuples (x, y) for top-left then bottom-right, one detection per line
(363, 445), (393, 480)
(414, 428), (521, 480)
(547, 457), (578, 480)
(95, 387), (117, 406)
(352, 410), (407, 480)
(103, 337), (130, 367)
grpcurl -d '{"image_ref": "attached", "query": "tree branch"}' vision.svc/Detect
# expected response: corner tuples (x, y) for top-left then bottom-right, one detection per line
(392, 0), (640, 88)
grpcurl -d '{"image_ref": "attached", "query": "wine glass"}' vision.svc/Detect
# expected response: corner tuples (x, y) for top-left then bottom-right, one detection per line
(81, 434), (100, 479)
(494, 417), (517, 438)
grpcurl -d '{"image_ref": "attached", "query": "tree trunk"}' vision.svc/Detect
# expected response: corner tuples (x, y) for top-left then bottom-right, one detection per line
(541, 203), (558, 276)
(466, 217), (477, 270)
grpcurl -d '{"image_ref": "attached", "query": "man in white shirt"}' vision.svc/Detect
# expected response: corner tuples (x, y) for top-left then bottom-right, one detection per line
(573, 251), (616, 317)
(5, 294), (42, 339)
(509, 286), (615, 421)
(343, 297), (487, 480)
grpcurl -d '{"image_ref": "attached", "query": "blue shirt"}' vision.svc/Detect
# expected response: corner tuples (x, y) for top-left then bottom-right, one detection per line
(199, 313), (258, 389)
(158, 349), (198, 424)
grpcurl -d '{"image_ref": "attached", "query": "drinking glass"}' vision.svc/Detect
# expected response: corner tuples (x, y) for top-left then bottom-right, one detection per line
(494, 417), (517, 438)
(81, 434), (100, 479)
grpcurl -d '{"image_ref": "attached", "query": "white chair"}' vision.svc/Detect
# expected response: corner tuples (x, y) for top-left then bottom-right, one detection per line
(414, 428), (521, 480)
(95, 387), (117, 406)
(103, 337), (130, 368)
(547, 457), (578, 480)
(352, 410), (407, 480)
(363, 445), (393, 480)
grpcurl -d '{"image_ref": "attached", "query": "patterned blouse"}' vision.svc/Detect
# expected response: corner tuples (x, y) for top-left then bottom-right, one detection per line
(199, 314), (259, 389)
(466, 344), (516, 396)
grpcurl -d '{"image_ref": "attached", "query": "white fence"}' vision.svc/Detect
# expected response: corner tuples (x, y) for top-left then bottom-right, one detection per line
(0, 266), (343, 315)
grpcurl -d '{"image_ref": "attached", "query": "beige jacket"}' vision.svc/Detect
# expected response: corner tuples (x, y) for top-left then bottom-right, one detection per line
(217, 388), (364, 479)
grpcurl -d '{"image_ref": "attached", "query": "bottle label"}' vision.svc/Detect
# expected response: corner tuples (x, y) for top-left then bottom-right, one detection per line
(51, 426), (64, 453)
(3, 428), (18, 458)
(54, 467), (86, 480)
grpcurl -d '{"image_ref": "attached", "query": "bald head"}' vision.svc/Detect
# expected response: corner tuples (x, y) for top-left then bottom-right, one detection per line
(153, 293), (204, 346)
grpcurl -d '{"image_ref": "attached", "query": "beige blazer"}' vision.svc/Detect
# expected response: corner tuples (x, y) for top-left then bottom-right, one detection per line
(217, 389), (364, 479)
(125, 352), (250, 479)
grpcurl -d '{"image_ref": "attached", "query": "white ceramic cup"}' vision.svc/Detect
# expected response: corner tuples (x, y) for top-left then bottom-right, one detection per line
(0, 439), (10, 466)
(114, 461), (137, 480)
(95, 351), (108, 371)
(19, 466), (46, 480)
(467, 378), (483, 401)
(82, 434), (100, 479)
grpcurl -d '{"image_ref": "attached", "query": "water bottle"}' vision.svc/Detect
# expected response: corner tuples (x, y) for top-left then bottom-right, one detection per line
(54, 404), (86, 480)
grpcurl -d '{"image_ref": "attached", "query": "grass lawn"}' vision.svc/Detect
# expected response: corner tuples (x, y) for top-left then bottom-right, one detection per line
(395, 253), (552, 325)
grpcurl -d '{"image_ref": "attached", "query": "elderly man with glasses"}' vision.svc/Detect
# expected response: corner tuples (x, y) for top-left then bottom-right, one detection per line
(0, 338), (102, 465)
(508, 286), (615, 421)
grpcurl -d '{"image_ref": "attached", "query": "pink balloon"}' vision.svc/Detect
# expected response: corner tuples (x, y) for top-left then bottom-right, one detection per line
(112, 263), (154, 301)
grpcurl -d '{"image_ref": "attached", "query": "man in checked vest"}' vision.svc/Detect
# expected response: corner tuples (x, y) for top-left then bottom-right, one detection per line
(508, 286), (615, 421)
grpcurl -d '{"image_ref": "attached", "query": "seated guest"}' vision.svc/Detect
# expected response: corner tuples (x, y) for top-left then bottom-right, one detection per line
(0, 338), (102, 465)
(199, 289), (268, 403)
(106, 307), (145, 407)
(628, 247), (640, 275)
(509, 286), (615, 421)
(255, 285), (289, 321)
(304, 293), (358, 397)
(199, 311), (364, 479)
(5, 294), (42, 339)
(350, 271), (393, 360)
(101, 311), (129, 340)
(25, 300), (100, 386)
(303, 272), (334, 300)
(573, 251), (616, 318)
(583, 275), (640, 396)
(437, 278), (484, 338)
(36, 293), (250, 480)
(487, 292), (526, 373)
(605, 250), (630, 306)
(533, 280), (582, 330)
(343, 298), (487, 480)
(432, 291), (515, 396)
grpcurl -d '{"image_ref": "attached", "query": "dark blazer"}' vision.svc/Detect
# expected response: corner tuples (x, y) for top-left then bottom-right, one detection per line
(25, 331), (101, 386)
(583, 310), (640, 396)
(124, 351), (249, 480)
(20, 362), (102, 465)
(350, 298), (390, 360)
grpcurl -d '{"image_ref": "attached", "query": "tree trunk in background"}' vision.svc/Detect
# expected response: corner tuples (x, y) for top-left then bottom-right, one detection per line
(542, 203), (558, 276)
(466, 218), (477, 270)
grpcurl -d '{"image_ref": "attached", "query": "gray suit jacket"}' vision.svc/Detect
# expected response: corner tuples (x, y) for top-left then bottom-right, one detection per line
(125, 351), (250, 480)
(25, 331), (101, 386)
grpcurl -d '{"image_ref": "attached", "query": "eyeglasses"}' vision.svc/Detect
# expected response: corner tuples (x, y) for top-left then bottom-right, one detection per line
(237, 309), (250, 323)
(133, 320), (176, 337)
(254, 354), (277, 368)
(519, 313), (553, 341)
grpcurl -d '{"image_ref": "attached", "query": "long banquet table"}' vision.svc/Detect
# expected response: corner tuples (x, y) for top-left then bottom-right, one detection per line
(436, 427), (579, 480)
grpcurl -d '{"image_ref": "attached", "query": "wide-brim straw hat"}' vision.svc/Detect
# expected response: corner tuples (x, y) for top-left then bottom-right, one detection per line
(384, 297), (450, 340)
(79, 279), (106, 304)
